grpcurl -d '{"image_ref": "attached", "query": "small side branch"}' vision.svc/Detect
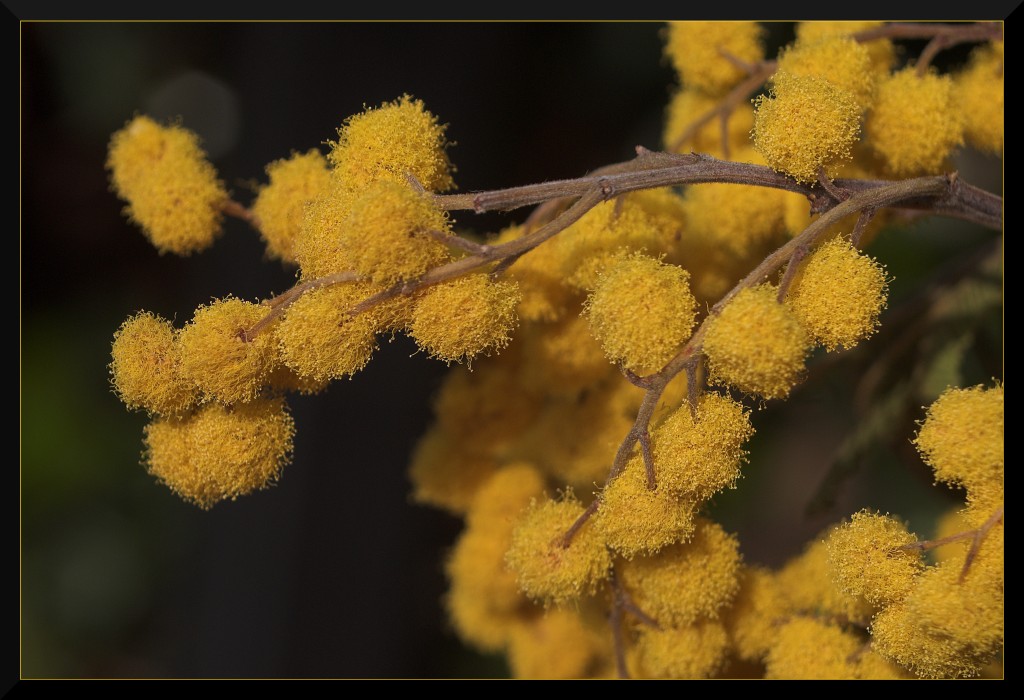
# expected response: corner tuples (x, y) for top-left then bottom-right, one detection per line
(221, 198), (261, 230)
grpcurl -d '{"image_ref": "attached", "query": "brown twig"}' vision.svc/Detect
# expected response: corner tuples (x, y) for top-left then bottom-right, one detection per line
(639, 430), (656, 490)
(433, 153), (1002, 231)
(244, 270), (360, 341)
(667, 62), (776, 154)
(817, 166), (848, 202)
(851, 21), (1002, 44)
(220, 198), (261, 230)
(776, 244), (809, 302)
(960, 506), (1004, 582)
(850, 209), (876, 248)
(560, 499), (600, 549)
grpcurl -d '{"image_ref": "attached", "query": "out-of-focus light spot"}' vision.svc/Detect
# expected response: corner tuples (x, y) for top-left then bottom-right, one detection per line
(145, 71), (240, 158)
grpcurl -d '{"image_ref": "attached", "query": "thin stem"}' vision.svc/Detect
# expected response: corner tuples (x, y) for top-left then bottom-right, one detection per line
(852, 21), (1003, 44)
(220, 198), (261, 230)
(244, 270), (360, 340)
(639, 430), (656, 491)
(667, 63), (776, 154)
(817, 166), (848, 202)
(609, 568), (630, 680)
(717, 46), (757, 75)
(433, 153), (1002, 231)
(424, 228), (490, 255)
(850, 209), (876, 248)
(622, 366), (653, 389)
(685, 358), (701, 418)
(560, 499), (600, 548)
(960, 506), (1004, 583)
(350, 188), (606, 318)
(612, 565), (660, 630)
(898, 530), (977, 552)
(776, 244), (809, 302)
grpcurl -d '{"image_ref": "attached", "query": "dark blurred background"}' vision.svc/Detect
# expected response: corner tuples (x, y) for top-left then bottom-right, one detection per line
(21, 22), (1001, 679)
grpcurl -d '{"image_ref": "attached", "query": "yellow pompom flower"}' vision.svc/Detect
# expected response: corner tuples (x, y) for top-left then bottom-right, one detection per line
(722, 566), (787, 662)
(514, 380), (634, 490)
(914, 384), (1004, 507)
(825, 510), (923, 606)
(506, 495), (612, 605)
(110, 312), (198, 415)
(785, 236), (889, 351)
(681, 182), (789, 259)
(177, 298), (279, 405)
(637, 621), (729, 679)
(407, 428), (499, 516)
(466, 463), (548, 535)
(143, 397), (295, 509)
(445, 580), (531, 654)
(752, 71), (862, 184)
(594, 459), (699, 559)
(277, 283), (379, 383)
(956, 42), (1004, 155)
(619, 518), (742, 627)
(889, 527), (1003, 678)
(293, 181), (359, 280)
(329, 94), (455, 192)
(777, 36), (876, 111)
(651, 392), (754, 500)
(552, 196), (683, 292)
(776, 537), (874, 624)
(433, 357), (539, 454)
(664, 22), (765, 94)
(703, 285), (811, 399)
(584, 253), (697, 376)
(663, 88), (755, 156)
(409, 274), (520, 364)
(795, 21), (895, 76)
(107, 115), (227, 255)
(251, 149), (331, 264)
(507, 608), (610, 679)
(865, 67), (964, 177)
(517, 312), (611, 398)
(764, 617), (862, 680)
(339, 181), (453, 285)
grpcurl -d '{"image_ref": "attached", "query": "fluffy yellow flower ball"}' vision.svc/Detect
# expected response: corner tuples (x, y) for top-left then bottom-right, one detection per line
(143, 397), (295, 509)
(865, 67), (964, 177)
(329, 94), (455, 192)
(109, 312), (198, 416)
(277, 283), (379, 383)
(409, 274), (520, 364)
(584, 253), (697, 376)
(505, 495), (612, 605)
(664, 21), (764, 94)
(107, 115), (228, 255)
(618, 518), (742, 627)
(594, 459), (699, 559)
(776, 36), (876, 111)
(177, 298), (279, 404)
(338, 181), (452, 285)
(651, 392), (754, 500)
(703, 285), (811, 399)
(752, 70), (862, 184)
(785, 236), (889, 351)
(251, 149), (331, 263)
(825, 510), (923, 606)
(956, 42), (1004, 155)
(914, 384), (1004, 510)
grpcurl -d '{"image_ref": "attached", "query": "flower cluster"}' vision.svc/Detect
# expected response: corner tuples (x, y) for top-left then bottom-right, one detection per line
(105, 21), (1002, 677)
